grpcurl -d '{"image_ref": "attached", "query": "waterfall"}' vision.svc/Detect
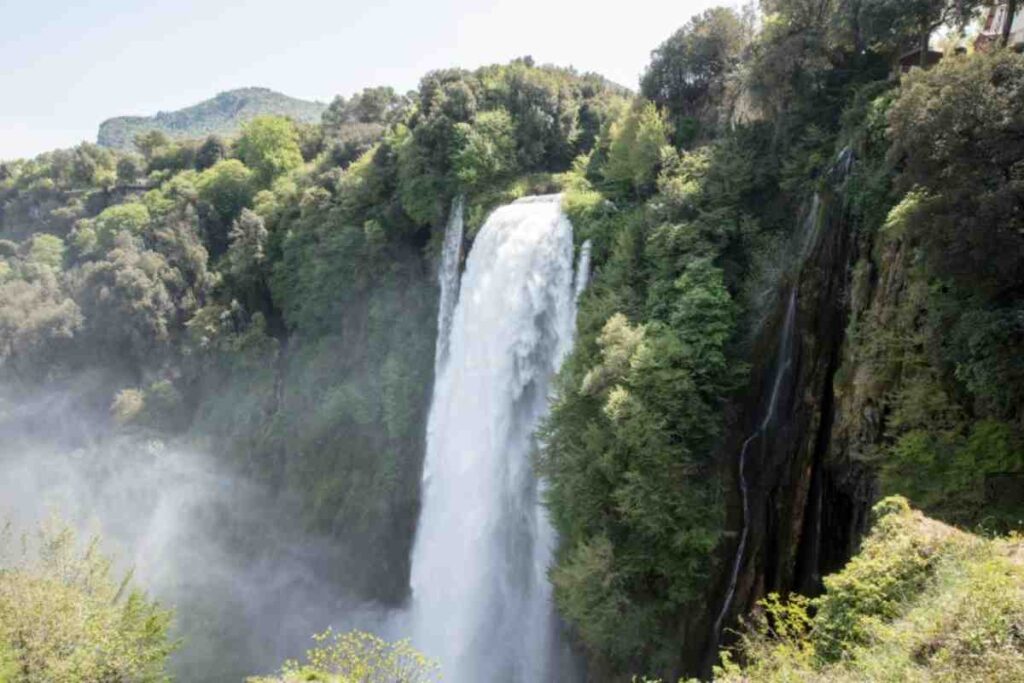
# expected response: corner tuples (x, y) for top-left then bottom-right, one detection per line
(710, 147), (855, 652)
(434, 195), (465, 370)
(573, 239), (592, 302)
(409, 194), (578, 682)
(711, 288), (798, 643)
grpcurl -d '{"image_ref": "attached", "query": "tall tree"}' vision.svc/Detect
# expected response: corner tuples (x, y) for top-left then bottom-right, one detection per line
(641, 7), (748, 144)
(235, 116), (303, 185)
(859, 0), (984, 64)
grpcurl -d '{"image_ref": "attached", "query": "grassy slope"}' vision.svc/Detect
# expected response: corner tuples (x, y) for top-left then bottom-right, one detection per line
(712, 497), (1024, 682)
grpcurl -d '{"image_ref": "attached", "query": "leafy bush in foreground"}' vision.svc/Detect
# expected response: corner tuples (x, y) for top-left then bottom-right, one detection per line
(248, 629), (439, 683)
(712, 497), (1024, 682)
(0, 519), (175, 682)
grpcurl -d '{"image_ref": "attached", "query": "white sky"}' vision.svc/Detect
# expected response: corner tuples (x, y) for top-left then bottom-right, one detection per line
(0, 0), (730, 161)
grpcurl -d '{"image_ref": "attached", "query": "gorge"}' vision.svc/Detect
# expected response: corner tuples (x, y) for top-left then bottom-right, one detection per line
(1, 2), (1023, 681)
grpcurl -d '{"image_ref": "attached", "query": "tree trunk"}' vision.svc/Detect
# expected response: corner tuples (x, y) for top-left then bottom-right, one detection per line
(1004, 0), (1019, 48)
(920, 29), (930, 67)
(851, 0), (865, 54)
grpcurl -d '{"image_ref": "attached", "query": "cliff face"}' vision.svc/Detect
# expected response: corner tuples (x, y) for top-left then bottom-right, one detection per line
(702, 155), (880, 673)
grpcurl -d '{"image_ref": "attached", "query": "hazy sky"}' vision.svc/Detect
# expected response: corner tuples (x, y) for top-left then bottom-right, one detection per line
(0, 0), (731, 161)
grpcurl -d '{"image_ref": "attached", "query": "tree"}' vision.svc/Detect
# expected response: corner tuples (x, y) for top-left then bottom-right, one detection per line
(195, 135), (228, 171)
(350, 86), (405, 123)
(196, 160), (255, 225)
(1003, 0), (1020, 48)
(145, 140), (198, 174)
(499, 61), (578, 169)
(322, 86), (406, 135)
(0, 270), (81, 378)
(321, 94), (349, 131)
(28, 234), (65, 270)
(887, 51), (1024, 295)
(602, 100), (670, 197)
(641, 7), (748, 144)
(223, 208), (269, 309)
(235, 116), (303, 184)
(116, 154), (144, 185)
(146, 205), (212, 312)
(91, 202), (151, 250)
(540, 258), (741, 672)
(325, 122), (386, 168)
(72, 237), (178, 368)
(859, 0), (984, 63)
(451, 108), (517, 189)
(133, 130), (170, 160)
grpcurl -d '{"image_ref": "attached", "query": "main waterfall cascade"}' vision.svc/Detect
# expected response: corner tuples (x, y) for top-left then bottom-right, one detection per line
(409, 194), (583, 681)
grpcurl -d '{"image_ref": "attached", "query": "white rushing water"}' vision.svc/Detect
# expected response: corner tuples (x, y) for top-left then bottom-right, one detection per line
(573, 239), (592, 303)
(409, 194), (578, 682)
(434, 195), (465, 369)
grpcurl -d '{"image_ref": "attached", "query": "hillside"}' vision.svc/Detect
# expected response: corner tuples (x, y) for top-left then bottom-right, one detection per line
(713, 497), (1024, 682)
(96, 87), (326, 149)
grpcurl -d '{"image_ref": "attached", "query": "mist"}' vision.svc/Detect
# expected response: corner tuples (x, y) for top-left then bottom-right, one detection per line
(0, 380), (391, 682)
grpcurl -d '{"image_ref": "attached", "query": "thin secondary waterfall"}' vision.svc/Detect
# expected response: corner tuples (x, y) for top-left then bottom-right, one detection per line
(573, 239), (592, 302)
(712, 288), (798, 643)
(410, 194), (578, 682)
(710, 147), (855, 651)
(434, 195), (465, 369)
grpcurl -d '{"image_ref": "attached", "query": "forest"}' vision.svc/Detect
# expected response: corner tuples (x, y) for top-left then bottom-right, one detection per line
(1, 0), (1023, 681)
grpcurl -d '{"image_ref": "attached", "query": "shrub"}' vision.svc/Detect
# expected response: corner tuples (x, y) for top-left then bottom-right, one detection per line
(247, 629), (439, 683)
(0, 519), (175, 682)
(713, 498), (1024, 682)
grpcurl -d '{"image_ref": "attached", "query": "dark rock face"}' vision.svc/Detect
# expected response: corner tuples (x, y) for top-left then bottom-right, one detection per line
(698, 156), (879, 675)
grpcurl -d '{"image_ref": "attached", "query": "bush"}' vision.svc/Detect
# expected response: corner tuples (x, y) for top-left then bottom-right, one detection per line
(0, 519), (175, 682)
(247, 629), (439, 683)
(714, 498), (1024, 682)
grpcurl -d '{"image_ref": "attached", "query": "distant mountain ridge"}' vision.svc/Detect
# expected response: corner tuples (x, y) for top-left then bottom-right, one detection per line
(97, 87), (327, 150)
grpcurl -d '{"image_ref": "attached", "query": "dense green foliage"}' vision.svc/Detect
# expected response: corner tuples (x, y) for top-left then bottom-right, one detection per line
(97, 87), (326, 150)
(0, 520), (175, 682)
(835, 51), (1024, 531)
(539, 2), (1024, 677)
(714, 497), (1024, 681)
(640, 7), (750, 145)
